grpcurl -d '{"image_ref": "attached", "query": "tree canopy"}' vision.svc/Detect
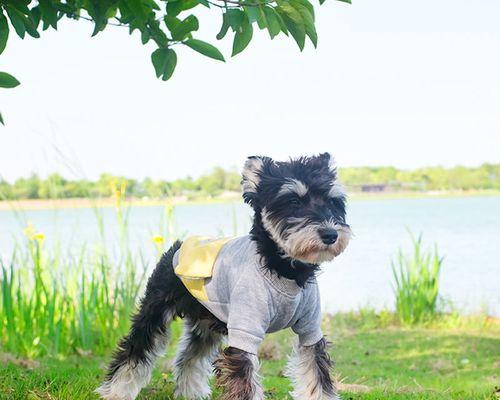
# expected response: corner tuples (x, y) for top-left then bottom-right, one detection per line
(0, 0), (350, 124)
(2, 163), (499, 201)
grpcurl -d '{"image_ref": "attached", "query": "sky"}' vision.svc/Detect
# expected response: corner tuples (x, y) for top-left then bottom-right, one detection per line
(1, 0), (499, 182)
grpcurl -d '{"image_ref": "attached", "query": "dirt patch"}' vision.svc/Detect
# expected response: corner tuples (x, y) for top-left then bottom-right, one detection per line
(431, 358), (454, 372)
(338, 382), (371, 393)
(258, 340), (282, 361)
(0, 353), (40, 369)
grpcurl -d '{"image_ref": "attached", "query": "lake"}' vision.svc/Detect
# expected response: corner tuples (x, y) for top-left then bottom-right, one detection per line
(1, 196), (499, 316)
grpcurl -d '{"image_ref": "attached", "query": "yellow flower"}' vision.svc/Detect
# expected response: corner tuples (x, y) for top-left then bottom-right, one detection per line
(23, 222), (36, 239)
(22, 223), (45, 242)
(33, 232), (45, 242)
(152, 235), (164, 244)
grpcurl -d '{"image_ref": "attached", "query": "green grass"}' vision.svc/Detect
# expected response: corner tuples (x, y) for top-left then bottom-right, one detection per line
(1, 319), (498, 400)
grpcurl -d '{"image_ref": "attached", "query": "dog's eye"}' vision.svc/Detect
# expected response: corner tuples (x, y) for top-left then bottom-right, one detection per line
(289, 198), (301, 206)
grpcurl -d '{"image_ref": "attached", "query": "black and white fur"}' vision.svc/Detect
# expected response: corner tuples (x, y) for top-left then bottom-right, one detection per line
(96, 153), (351, 400)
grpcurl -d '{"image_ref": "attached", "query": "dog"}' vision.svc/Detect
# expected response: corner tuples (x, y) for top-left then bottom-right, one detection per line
(96, 153), (352, 400)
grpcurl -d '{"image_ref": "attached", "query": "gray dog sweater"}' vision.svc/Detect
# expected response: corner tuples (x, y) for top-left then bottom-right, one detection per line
(172, 235), (323, 355)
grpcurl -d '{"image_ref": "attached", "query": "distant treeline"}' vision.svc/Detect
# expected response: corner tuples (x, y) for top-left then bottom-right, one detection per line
(1, 164), (499, 200)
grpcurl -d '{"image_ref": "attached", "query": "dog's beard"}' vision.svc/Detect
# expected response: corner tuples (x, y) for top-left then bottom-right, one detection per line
(285, 222), (351, 264)
(261, 210), (352, 264)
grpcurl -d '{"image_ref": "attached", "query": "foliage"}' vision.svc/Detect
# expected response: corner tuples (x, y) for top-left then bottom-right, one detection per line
(339, 163), (500, 191)
(0, 167), (243, 200)
(392, 234), (443, 326)
(0, 0), (350, 123)
(2, 163), (500, 202)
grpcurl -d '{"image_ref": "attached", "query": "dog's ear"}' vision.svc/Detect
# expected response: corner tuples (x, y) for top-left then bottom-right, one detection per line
(309, 152), (337, 175)
(319, 152), (336, 172)
(241, 156), (271, 206)
(316, 153), (345, 197)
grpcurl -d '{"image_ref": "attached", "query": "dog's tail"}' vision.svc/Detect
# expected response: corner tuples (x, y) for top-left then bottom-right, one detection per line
(96, 241), (182, 400)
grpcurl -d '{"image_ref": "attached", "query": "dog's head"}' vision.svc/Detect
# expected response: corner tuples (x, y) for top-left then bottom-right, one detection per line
(242, 153), (351, 264)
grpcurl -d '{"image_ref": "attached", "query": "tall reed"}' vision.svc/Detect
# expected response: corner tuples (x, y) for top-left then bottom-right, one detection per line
(391, 234), (443, 325)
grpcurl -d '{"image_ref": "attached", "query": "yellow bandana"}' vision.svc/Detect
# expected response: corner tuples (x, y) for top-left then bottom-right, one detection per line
(174, 236), (233, 301)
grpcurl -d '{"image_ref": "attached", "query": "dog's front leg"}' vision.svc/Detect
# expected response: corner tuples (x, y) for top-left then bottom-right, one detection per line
(285, 337), (340, 400)
(213, 347), (264, 400)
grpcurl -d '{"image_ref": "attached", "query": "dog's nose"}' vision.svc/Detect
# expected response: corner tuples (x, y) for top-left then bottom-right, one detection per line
(319, 228), (338, 245)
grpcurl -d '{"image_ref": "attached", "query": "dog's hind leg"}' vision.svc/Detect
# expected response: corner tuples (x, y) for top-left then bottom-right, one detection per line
(174, 318), (225, 399)
(96, 242), (182, 400)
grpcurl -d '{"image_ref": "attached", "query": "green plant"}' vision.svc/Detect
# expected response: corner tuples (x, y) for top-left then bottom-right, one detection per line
(391, 234), (443, 326)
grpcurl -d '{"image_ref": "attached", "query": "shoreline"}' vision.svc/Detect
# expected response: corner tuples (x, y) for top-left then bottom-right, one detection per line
(1, 189), (499, 211)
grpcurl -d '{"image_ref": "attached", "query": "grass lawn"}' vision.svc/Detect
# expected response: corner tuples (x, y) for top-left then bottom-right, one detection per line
(1, 319), (498, 400)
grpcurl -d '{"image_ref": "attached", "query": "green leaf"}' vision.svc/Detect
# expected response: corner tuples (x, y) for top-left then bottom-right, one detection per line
(245, 6), (265, 28)
(5, 7), (26, 39)
(232, 17), (253, 57)
(124, 0), (148, 25)
(31, 5), (42, 29)
(274, 8), (289, 35)
(141, 29), (150, 44)
(184, 39), (225, 62)
(166, 0), (200, 17)
(293, 3), (317, 47)
(4, 6), (39, 39)
(256, 7), (268, 30)
(277, 4), (305, 50)
(24, 20), (40, 39)
(0, 13), (9, 54)
(4, 1), (30, 15)
(0, 112), (4, 126)
(226, 9), (245, 31)
(148, 19), (169, 47)
(0, 72), (20, 89)
(217, 9), (246, 41)
(216, 13), (230, 40)
(171, 15), (199, 41)
(151, 48), (177, 81)
(263, 7), (281, 39)
(38, 0), (58, 30)
(215, 12), (229, 40)
(292, 0), (315, 20)
(164, 15), (181, 32)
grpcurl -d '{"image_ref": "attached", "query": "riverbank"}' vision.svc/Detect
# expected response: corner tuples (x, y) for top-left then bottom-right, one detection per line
(1, 315), (498, 399)
(1, 189), (500, 211)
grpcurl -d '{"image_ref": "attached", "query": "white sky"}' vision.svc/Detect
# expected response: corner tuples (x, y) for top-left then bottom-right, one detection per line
(1, 0), (499, 182)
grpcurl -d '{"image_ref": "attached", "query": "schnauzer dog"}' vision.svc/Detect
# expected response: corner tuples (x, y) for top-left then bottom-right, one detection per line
(96, 153), (351, 400)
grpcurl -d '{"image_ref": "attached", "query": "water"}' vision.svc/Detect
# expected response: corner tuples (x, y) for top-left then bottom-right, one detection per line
(1, 196), (499, 316)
